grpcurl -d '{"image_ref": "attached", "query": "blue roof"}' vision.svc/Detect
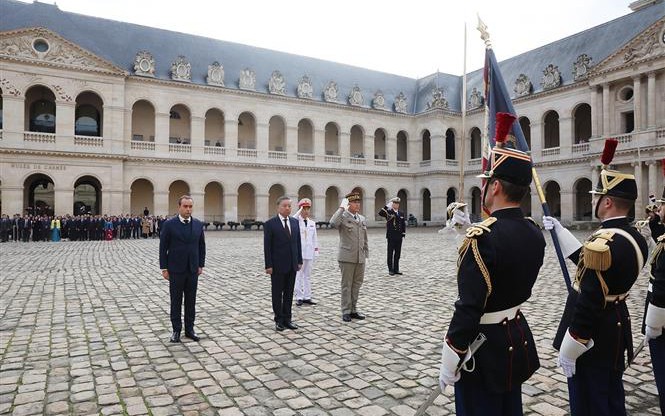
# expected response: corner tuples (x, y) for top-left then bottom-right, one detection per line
(1, 0), (663, 113)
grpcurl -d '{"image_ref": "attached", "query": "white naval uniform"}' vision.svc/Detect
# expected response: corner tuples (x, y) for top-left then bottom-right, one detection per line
(295, 214), (319, 301)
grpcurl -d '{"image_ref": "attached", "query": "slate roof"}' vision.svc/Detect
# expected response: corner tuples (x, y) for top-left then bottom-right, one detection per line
(1, 0), (663, 113)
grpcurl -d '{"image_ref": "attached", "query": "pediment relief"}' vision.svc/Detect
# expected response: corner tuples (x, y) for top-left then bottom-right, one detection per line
(590, 19), (665, 75)
(0, 27), (125, 75)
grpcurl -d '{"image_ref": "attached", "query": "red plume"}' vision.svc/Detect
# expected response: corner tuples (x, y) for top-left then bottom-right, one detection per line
(494, 112), (517, 146)
(600, 138), (618, 166)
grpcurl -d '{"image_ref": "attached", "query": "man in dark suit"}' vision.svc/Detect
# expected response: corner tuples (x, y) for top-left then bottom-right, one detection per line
(378, 196), (406, 275)
(159, 195), (206, 343)
(264, 196), (302, 331)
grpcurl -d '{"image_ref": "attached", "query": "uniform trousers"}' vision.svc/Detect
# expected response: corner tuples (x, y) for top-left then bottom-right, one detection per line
(271, 270), (296, 324)
(169, 272), (198, 333)
(295, 259), (313, 301)
(650, 335), (665, 414)
(454, 378), (523, 416)
(567, 365), (626, 415)
(339, 261), (364, 314)
(387, 237), (402, 272)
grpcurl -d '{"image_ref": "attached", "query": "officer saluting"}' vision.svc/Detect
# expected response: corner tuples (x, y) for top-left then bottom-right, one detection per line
(544, 138), (648, 415)
(378, 197), (406, 275)
(439, 113), (545, 415)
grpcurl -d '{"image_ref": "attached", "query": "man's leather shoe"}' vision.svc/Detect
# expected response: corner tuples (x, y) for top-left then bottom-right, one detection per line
(389, 271), (395, 276)
(169, 331), (181, 343)
(184, 331), (200, 342)
(394, 271), (403, 275)
(342, 314), (352, 322)
(284, 321), (298, 330)
(275, 322), (285, 331)
(296, 299), (303, 306)
(350, 312), (365, 320)
(303, 299), (317, 305)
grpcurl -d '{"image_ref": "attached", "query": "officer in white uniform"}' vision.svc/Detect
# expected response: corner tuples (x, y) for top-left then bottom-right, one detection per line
(294, 198), (319, 306)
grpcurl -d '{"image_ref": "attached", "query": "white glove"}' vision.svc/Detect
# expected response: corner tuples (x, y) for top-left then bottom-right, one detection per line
(386, 201), (394, 211)
(646, 325), (662, 341)
(558, 330), (594, 378)
(439, 341), (462, 392)
(293, 207), (303, 218)
(340, 198), (349, 210)
(452, 209), (470, 226)
(542, 215), (582, 258)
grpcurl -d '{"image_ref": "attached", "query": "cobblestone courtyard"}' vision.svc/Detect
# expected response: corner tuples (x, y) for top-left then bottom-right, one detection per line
(0, 227), (660, 415)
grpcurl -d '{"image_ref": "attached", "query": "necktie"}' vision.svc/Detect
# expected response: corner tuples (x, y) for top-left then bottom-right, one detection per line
(304, 219), (308, 226)
(283, 218), (291, 237)
(354, 215), (358, 221)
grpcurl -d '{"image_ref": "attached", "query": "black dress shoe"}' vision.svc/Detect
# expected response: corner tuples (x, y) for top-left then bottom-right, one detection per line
(350, 312), (365, 320)
(275, 323), (285, 331)
(394, 271), (403, 275)
(169, 331), (181, 343)
(296, 299), (303, 306)
(284, 321), (298, 330)
(303, 299), (317, 305)
(184, 331), (200, 342)
(342, 314), (352, 322)
(389, 271), (395, 276)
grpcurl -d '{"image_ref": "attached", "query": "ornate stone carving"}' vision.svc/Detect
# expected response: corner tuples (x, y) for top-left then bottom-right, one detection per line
(239, 68), (256, 90)
(134, 51), (155, 77)
(572, 54), (592, 81)
(268, 70), (286, 95)
(514, 74), (532, 97)
(394, 92), (408, 114)
(348, 86), (363, 106)
(540, 64), (561, 90)
(297, 75), (313, 99)
(468, 87), (483, 108)
(0, 78), (22, 97)
(171, 56), (191, 82)
(52, 84), (72, 101)
(207, 61), (224, 86)
(427, 88), (448, 110)
(323, 81), (339, 102)
(624, 25), (660, 62)
(372, 91), (386, 110)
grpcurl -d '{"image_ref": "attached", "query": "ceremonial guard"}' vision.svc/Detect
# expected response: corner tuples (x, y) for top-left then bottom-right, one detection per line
(544, 138), (648, 416)
(439, 113), (545, 415)
(378, 197), (406, 275)
(293, 198), (320, 306)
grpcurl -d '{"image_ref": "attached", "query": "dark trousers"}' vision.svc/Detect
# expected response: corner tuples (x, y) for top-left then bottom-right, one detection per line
(271, 271), (296, 325)
(169, 272), (198, 333)
(567, 365), (626, 415)
(387, 237), (402, 272)
(650, 335), (665, 414)
(455, 378), (523, 416)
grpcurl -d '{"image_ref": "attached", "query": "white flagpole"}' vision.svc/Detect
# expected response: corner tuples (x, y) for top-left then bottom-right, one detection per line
(459, 22), (467, 203)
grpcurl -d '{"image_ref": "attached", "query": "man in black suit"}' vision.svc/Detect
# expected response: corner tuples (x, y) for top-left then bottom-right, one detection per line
(378, 196), (406, 275)
(159, 195), (206, 343)
(264, 196), (302, 331)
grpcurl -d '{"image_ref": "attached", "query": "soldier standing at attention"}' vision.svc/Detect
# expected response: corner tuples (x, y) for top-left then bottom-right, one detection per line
(330, 192), (369, 323)
(378, 196), (406, 275)
(544, 138), (648, 416)
(438, 113), (545, 415)
(293, 198), (320, 307)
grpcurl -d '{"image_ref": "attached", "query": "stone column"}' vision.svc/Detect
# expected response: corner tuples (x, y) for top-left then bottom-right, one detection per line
(190, 115), (205, 158)
(1, 95), (24, 146)
(105, 189), (124, 216)
(1, 185), (23, 216)
(530, 121), (543, 162)
(634, 162), (643, 215)
(559, 116), (572, 157)
(560, 190), (574, 224)
(647, 72), (656, 129)
(339, 131), (351, 167)
(531, 192), (543, 221)
(602, 83), (610, 136)
(55, 100), (75, 150)
(647, 160), (657, 198)
(155, 112), (170, 156)
(313, 128), (325, 164)
(313, 194), (326, 223)
(223, 191), (238, 222)
(633, 76), (642, 131)
(363, 134), (374, 165)
(224, 114), (238, 157)
(286, 125), (298, 163)
(54, 186), (74, 216)
(591, 86), (601, 137)
(256, 193), (269, 221)
(256, 122), (269, 161)
(154, 191), (169, 216)
(430, 195), (447, 222)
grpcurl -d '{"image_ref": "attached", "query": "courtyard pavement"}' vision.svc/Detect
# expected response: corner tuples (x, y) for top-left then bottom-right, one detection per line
(0, 226), (660, 415)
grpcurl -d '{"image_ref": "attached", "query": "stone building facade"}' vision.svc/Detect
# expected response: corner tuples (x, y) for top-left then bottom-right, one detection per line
(0, 0), (664, 225)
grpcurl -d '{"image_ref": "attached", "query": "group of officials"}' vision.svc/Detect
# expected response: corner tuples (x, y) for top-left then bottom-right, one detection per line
(157, 112), (663, 415)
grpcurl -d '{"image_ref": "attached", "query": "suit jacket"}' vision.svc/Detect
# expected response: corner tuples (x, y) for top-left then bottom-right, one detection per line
(330, 208), (369, 263)
(159, 216), (206, 274)
(378, 206), (406, 239)
(263, 215), (302, 273)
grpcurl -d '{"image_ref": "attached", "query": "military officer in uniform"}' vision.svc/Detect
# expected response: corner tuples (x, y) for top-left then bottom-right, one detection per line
(293, 198), (320, 306)
(439, 112), (545, 415)
(378, 196), (406, 275)
(330, 192), (369, 322)
(544, 138), (648, 416)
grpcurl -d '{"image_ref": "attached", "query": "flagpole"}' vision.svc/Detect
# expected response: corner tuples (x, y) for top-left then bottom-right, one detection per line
(459, 22), (467, 203)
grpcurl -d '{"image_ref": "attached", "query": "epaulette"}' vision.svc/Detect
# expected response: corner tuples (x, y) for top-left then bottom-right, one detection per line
(658, 234), (665, 243)
(465, 216), (497, 238)
(582, 230), (613, 271)
(525, 217), (537, 226)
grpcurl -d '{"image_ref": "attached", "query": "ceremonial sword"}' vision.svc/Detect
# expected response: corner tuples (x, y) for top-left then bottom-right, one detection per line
(414, 333), (487, 416)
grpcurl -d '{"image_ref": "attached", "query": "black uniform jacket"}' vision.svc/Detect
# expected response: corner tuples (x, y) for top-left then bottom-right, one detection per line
(446, 207), (546, 393)
(378, 206), (406, 239)
(554, 217), (647, 370)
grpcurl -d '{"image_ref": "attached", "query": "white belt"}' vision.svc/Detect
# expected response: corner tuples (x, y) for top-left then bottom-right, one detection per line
(479, 305), (522, 325)
(648, 282), (653, 293)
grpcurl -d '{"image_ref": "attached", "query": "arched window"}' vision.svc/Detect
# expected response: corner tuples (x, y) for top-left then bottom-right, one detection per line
(470, 128), (482, 159)
(30, 100), (56, 133)
(422, 130), (431, 161)
(519, 117), (531, 149)
(445, 129), (455, 160)
(573, 104), (592, 144)
(75, 105), (100, 136)
(543, 111), (560, 149)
